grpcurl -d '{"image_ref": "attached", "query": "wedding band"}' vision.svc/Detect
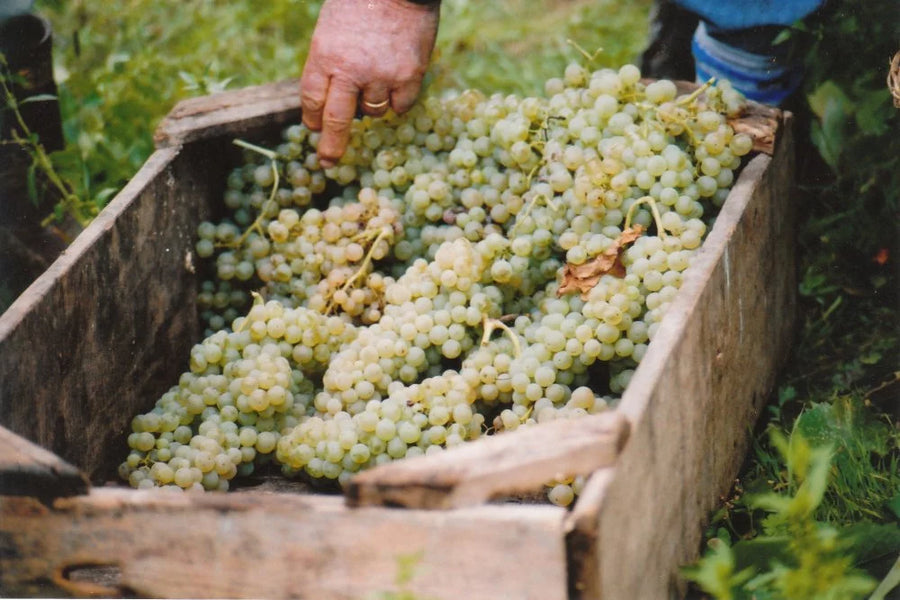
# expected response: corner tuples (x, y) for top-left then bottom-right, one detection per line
(362, 99), (390, 110)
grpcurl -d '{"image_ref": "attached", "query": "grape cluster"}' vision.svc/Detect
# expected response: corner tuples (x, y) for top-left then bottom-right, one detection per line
(120, 63), (753, 507)
(120, 299), (353, 490)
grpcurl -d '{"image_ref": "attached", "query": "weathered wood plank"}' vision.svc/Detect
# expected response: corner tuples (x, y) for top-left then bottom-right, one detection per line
(154, 78), (301, 148)
(346, 410), (629, 510)
(0, 425), (89, 498)
(0, 109), (303, 483)
(564, 467), (615, 598)
(0, 145), (217, 482)
(0, 487), (568, 600)
(588, 115), (796, 600)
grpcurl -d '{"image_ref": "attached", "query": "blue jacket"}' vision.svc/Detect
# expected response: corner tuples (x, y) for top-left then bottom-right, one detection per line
(674, 0), (825, 29)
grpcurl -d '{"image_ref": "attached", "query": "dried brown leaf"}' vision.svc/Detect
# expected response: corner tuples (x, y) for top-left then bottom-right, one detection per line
(557, 225), (644, 298)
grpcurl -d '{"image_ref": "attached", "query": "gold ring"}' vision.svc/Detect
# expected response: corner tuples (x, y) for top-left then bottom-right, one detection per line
(362, 99), (390, 110)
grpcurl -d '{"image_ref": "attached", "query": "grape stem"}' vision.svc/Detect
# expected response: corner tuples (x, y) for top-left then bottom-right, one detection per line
(676, 77), (717, 107)
(325, 226), (391, 314)
(235, 291), (265, 333)
(233, 139), (280, 161)
(510, 192), (558, 237)
(350, 221), (386, 244)
(523, 162), (542, 188)
(517, 405), (534, 426)
(481, 315), (522, 358)
(566, 39), (603, 65)
(624, 195), (667, 239)
(220, 139), (281, 249)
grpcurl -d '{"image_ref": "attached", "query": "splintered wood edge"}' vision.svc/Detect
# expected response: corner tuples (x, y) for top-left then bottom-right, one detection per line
(345, 410), (629, 509)
(0, 425), (89, 498)
(153, 78), (301, 148)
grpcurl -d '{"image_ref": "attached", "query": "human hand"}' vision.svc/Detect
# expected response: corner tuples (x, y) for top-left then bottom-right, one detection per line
(300, 0), (440, 167)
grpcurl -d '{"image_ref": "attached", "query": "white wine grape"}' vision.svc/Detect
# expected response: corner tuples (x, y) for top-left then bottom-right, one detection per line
(120, 62), (750, 507)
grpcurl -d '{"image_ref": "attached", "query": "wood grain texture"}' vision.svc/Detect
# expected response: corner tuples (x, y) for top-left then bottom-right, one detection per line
(0, 147), (194, 482)
(0, 144), (221, 482)
(0, 488), (568, 600)
(346, 410), (629, 509)
(0, 123), (288, 483)
(154, 78), (301, 148)
(588, 116), (796, 600)
(564, 468), (615, 598)
(0, 425), (89, 498)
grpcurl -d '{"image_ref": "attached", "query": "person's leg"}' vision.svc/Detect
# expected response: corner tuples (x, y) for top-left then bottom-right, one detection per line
(691, 21), (805, 107)
(639, 0), (699, 81)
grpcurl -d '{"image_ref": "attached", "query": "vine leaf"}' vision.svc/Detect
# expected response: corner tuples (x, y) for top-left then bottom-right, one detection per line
(557, 225), (644, 298)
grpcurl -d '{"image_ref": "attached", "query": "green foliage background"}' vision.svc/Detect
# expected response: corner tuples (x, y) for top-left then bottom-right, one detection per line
(685, 1), (900, 596)
(35, 0), (652, 214)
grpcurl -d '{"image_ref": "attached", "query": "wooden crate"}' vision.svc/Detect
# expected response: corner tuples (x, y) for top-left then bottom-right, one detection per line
(0, 79), (795, 599)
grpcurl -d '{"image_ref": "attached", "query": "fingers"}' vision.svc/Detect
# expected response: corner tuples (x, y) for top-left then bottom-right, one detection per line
(316, 78), (359, 168)
(302, 73), (421, 166)
(390, 79), (424, 115)
(360, 84), (392, 117)
(300, 67), (329, 132)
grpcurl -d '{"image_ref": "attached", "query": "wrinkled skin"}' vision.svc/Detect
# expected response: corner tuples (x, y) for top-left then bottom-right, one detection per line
(300, 0), (440, 167)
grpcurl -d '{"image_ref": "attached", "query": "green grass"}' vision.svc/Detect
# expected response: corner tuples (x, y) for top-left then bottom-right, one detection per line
(36, 0), (321, 217)
(432, 0), (652, 95)
(689, 5), (900, 594)
(34, 0), (651, 219)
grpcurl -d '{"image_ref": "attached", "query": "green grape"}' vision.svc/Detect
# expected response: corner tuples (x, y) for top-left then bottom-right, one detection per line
(121, 60), (751, 501)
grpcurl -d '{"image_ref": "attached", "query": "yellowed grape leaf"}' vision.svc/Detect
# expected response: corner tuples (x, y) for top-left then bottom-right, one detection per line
(557, 225), (644, 298)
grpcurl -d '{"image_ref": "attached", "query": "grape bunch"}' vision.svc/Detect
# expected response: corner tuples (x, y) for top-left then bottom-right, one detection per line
(119, 62), (753, 506)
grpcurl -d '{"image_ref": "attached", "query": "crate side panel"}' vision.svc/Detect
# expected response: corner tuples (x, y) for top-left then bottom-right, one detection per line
(593, 122), (796, 599)
(0, 425), (89, 498)
(0, 489), (568, 600)
(154, 78), (301, 148)
(0, 145), (222, 482)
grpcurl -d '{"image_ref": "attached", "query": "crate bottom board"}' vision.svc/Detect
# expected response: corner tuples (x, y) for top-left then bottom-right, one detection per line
(0, 488), (569, 600)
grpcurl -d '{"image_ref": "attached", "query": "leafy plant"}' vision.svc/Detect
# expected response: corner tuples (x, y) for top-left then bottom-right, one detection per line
(702, 394), (900, 593)
(684, 429), (889, 600)
(789, 0), (899, 303)
(0, 54), (95, 224)
(794, 399), (900, 524)
(704, 3), (900, 588)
